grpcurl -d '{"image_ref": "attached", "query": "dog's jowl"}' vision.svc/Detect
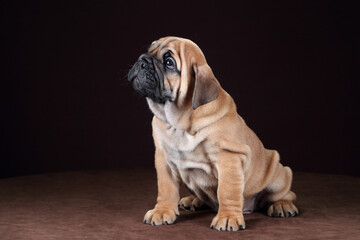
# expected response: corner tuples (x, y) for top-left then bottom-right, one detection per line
(128, 37), (298, 231)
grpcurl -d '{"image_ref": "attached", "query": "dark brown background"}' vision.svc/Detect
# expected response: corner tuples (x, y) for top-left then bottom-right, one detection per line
(1, 0), (358, 178)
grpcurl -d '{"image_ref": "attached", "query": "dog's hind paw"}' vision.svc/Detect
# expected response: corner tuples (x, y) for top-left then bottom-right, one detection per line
(267, 200), (299, 217)
(178, 195), (209, 211)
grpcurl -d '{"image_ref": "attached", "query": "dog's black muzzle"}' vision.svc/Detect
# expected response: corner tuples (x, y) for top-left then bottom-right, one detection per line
(128, 54), (168, 104)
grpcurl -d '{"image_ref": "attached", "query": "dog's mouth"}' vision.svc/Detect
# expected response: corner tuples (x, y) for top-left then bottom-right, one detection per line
(128, 55), (170, 104)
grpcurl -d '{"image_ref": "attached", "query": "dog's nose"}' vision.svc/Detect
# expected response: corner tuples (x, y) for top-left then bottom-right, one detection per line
(139, 59), (148, 69)
(138, 54), (152, 69)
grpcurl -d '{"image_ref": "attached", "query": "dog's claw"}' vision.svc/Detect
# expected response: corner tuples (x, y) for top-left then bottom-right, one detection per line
(181, 204), (191, 210)
(267, 200), (298, 218)
(240, 225), (245, 230)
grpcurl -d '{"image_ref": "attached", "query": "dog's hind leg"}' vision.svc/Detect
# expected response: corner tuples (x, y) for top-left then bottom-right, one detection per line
(259, 150), (299, 218)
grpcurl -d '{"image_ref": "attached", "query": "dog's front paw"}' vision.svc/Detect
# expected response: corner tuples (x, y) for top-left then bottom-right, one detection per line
(267, 200), (299, 217)
(210, 212), (245, 231)
(143, 207), (179, 226)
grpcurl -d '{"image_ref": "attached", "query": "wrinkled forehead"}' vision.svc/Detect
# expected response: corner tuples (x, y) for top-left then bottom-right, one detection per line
(148, 37), (207, 65)
(148, 37), (180, 58)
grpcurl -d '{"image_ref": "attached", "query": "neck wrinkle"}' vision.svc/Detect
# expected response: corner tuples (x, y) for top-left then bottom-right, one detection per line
(148, 88), (234, 135)
(190, 88), (233, 133)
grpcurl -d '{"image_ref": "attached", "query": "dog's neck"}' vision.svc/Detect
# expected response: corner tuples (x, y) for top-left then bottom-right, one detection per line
(147, 98), (193, 131)
(146, 88), (233, 133)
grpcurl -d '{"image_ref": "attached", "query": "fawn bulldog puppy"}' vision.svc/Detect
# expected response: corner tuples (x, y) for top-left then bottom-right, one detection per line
(128, 36), (298, 231)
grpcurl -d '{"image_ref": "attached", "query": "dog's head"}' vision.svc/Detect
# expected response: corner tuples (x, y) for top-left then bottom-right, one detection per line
(128, 37), (219, 110)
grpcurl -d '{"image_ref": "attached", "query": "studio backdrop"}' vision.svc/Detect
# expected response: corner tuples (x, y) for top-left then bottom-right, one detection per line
(1, 1), (358, 178)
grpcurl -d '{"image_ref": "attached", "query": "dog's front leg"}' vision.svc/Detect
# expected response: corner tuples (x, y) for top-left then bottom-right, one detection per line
(211, 151), (247, 231)
(144, 148), (180, 225)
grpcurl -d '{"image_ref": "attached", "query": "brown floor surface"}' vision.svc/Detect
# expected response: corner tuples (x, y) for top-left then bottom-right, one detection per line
(0, 169), (359, 240)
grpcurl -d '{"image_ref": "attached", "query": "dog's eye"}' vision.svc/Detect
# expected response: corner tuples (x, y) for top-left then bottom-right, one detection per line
(164, 57), (175, 70)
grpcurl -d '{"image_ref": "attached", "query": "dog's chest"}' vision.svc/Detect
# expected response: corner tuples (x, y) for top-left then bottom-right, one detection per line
(160, 127), (218, 179)
(162, 129), (217, 195)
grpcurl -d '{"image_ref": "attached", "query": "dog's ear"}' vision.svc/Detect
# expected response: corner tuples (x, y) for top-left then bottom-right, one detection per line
(192, 64), (219, 110)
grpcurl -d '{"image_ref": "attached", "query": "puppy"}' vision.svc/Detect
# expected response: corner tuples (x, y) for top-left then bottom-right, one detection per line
(128, 36), (298, 231)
